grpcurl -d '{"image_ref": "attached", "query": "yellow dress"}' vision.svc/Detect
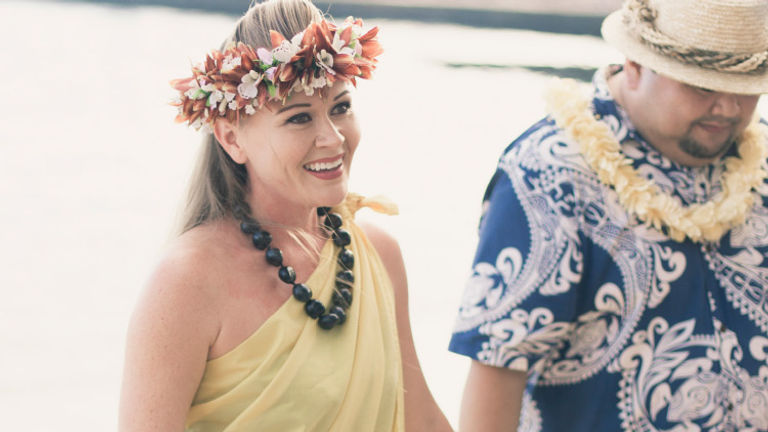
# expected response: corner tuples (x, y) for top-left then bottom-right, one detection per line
(185, 195), (405, 432)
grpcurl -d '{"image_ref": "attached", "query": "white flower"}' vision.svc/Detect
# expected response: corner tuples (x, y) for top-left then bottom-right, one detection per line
(333, 21), (363, 56)
(224, 92), (236, 102)
(238, 82), (259, 99)
(311, 75), (327, 89)
(237, 72), (262, 99)
(272, 39), (300, 63)
(316, 49), (335, 74)
(228, 100), (238, 110)
(257, 47), (273, 65)
(332, 32), (347, 52)
(184, 84), (206, 100)
(245, 104), (256, 115)
(291, 31), (304, 46)
(221, 56), (242, 72)
(291, 77), (314, 96)
(206, 89), (224, 107)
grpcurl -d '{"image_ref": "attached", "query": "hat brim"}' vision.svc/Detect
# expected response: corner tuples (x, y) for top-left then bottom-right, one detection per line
(601, 11), (768, 95)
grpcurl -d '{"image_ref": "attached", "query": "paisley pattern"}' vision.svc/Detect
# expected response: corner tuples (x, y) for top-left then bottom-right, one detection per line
(449, 67), (768, 431)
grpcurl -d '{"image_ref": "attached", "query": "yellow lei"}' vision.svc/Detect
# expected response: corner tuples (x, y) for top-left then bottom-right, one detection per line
(545, 79), (768, 243)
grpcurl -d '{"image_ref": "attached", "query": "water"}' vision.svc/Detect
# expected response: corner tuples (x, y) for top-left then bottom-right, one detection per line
(3, 2), (760, 430)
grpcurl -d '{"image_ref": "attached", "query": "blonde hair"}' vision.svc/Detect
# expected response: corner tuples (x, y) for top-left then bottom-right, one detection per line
(178, 0), (324, 234)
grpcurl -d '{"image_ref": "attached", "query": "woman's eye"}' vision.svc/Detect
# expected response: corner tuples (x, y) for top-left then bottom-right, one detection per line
(331, 101), (351, 115)
(286, 113), (311, 124)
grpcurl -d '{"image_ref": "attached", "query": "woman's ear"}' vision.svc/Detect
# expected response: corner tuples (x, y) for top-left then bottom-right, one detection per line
(213, 119), (248, 164)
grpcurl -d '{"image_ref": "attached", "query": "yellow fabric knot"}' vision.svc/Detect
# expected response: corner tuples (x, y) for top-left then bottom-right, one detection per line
(338, 193), (399, 220)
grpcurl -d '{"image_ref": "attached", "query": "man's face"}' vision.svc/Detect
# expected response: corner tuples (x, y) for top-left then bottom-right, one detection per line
(630, 66), (760, 166)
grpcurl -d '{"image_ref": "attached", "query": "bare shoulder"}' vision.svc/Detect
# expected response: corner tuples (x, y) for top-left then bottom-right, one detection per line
(357, 221), (408, 297)
(358, 221), (401, 261)
(130, 221), (235, 346)
(120, 222), (235, 430)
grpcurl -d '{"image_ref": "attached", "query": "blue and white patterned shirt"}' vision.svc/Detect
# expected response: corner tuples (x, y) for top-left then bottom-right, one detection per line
(449, 68), (768, 431)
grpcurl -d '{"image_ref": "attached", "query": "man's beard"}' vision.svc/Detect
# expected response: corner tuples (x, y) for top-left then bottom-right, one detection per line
(678, 120), (739, 160)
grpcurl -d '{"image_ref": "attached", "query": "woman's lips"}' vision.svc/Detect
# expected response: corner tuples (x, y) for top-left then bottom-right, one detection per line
(303, 154), (344, 180)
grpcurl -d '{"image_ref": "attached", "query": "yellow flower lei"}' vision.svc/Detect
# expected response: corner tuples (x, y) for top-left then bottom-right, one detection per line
(545, 78), (768, 243)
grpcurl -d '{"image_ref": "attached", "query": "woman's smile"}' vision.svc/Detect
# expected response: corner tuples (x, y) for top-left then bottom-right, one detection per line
(303, 153), (345, 180)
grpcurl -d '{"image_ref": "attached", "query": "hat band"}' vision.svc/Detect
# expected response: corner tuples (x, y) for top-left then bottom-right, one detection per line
(623, 0), (768, 75)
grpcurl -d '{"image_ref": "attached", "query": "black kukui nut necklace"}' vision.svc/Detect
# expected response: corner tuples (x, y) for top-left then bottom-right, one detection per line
(239, 207), (354, 330)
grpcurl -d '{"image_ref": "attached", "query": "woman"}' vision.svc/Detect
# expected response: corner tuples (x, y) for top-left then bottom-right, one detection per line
(118, 0), (452, 430)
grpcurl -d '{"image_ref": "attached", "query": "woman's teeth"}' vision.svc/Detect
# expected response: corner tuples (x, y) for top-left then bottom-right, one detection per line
(304, 159), (342, 172)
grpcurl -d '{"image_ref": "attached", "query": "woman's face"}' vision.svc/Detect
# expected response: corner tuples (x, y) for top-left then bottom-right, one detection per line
(219, 81), (360, 216)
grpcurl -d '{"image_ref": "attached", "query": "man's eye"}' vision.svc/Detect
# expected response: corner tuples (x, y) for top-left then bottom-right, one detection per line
(331, 101), (351, 115)
(287, 113), (311, 124)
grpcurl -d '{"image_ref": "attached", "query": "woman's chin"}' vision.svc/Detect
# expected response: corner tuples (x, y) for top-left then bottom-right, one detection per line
(315, 185), (349, 209)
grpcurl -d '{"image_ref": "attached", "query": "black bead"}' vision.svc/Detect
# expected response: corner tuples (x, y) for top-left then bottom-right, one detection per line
(265, 247), (283, 266)
(333, 288), (352, 307)
(337, 270), (354, 284)
(278, 266), (296, 284)
(340, 288), (353, 305)
(318, 313), (340, 330)
(305, 300), (326, 319)
(252, 231), (272, 250)
(336, 279), (352, 290)
(332, 229), (351, 247)
(240, 220), (260, 234)
(338, 249), (354, 269)
(292, 283), (312, 302)
(324, 212), (343, 230)
(237, 209), (354, 329)
(332, 290), (348, 308)
(330, 306), (347, 324)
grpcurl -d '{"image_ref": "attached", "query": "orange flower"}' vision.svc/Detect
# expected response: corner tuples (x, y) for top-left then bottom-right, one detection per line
(170, 17), (382, 130)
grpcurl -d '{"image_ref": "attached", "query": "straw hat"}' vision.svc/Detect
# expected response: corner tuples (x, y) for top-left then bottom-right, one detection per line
(602, 0), (768, 94)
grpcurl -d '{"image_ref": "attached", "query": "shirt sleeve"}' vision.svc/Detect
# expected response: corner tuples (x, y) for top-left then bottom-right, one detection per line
(449, 140), (585, 373)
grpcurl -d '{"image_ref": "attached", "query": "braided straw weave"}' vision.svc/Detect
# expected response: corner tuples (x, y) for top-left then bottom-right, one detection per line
(602, 0), (768, 93)
(623, 0), (768, 74)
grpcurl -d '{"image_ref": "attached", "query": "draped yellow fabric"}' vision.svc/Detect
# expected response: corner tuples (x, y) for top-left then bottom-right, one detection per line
(185, 195), (405, 432)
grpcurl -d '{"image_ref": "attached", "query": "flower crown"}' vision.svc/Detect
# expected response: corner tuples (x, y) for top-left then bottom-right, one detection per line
(171, 17), (382, 131)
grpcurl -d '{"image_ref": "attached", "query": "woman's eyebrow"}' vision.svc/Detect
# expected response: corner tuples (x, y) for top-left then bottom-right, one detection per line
(276, 103), (311, 114)
(334, 90), (349, 101)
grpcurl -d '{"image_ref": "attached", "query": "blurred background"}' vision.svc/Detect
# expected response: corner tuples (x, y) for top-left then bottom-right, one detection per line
(0, 0), (637, 429)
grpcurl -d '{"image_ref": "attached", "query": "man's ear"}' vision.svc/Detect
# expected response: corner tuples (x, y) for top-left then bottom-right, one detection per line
(624, 59), (643, 90)
(213, 119), (247, 164)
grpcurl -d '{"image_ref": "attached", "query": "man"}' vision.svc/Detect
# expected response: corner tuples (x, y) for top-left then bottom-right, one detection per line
(448, 0), (768, 430)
